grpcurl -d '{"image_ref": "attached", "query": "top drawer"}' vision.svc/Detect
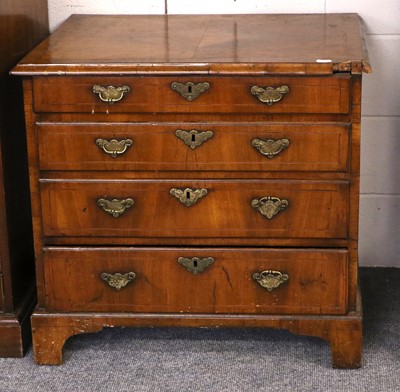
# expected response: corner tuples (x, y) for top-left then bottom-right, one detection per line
(32, 75), (350, 114)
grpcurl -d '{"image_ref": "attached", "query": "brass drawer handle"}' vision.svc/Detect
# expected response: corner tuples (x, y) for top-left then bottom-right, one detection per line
(252, 138), (290, 158)
(170, 187), (208, 207)
(250, 85), (289, 105)
(175, 129), (214, 149)
(177, 257), (215, 274)
(251, 196), (288, 219)
(253, 270), (289, 291)
(100, 272), (136, 290)
(92, 85), (130, 104)
(171, 81), (210, 101)
(96, 138), (133, 158)
(97, 197), (134, 217)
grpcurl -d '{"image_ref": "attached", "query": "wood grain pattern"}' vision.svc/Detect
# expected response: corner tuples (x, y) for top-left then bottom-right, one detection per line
(39, 180), (349, 239)
(37, 123), (350, 172)
(43, 247), (348, 314)
(32, 75), (350, 114)
(12, 14), (369, 75)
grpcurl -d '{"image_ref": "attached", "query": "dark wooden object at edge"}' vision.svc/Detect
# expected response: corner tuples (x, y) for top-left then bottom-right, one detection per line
(0, 0), (48, 357)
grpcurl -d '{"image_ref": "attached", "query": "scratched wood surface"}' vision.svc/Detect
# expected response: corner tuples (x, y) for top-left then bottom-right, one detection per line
(12, 13), (370, 75)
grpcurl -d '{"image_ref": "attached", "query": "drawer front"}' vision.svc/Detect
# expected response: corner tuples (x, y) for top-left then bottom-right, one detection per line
(40, 180), (349, 239)
(38, 123), (350, 172)
(43, 247), (348, 314)
(33, 75), (350, 114)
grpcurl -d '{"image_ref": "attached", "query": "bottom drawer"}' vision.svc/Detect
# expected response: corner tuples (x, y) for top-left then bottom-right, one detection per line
(43, 247), (348, 315)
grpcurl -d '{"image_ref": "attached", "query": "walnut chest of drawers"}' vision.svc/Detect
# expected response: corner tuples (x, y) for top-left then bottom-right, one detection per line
(13, 13), (370, 367)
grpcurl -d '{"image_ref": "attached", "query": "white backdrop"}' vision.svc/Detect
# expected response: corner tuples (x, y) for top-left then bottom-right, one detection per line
(48, 0), (400, 267)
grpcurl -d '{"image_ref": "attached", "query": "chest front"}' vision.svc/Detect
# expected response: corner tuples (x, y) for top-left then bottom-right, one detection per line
(13, 13), (369, 367)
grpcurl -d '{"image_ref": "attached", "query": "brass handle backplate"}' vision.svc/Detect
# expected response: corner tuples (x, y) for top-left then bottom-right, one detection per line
(93, 85), (130, 104)
(96, 138), (133, 157)
(177, 257), (215, 274)
(251, 196), (288, 219)
(170, 188), (208, 207)
(252, 138), (290, 158)
(253, 270), (289, 291)
(100, 272), (136, 290)
(171, 82), (210, 101)
(175, 129), (214, 149)
(97, 197), (134, 217)
(250, 85), (289, 105)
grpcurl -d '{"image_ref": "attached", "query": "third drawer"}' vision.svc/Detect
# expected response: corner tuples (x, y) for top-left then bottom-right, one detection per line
(40, 179), (349, 239)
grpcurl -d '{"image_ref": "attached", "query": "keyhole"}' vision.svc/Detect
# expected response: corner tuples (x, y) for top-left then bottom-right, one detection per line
(191, 134), (196, 142)
(193, 260), (198, 268)
(188, 85), (192, 94)
(186, 191), (191, 199)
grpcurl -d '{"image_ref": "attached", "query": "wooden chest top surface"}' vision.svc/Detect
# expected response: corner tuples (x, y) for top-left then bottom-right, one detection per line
(12, 13), (370, 75)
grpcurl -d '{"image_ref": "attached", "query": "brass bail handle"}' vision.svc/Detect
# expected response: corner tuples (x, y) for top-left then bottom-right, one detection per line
(251, 196), (288, 220)
(252, 138), (290, 158)
(100, 272), (136, 290)
(97, 197), (134, 217)
(96, 138), (133, 158)
(250, 85), (289, 105)
(93, 85), (130, 104)
(253, 270), (289, 291)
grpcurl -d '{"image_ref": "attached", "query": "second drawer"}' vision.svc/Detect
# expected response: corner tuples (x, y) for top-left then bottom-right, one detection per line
(40, 179), (349, 239)
(38, 123), (350, 172)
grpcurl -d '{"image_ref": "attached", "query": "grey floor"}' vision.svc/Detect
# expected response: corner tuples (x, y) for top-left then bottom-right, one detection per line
(0, 267), (399, 392)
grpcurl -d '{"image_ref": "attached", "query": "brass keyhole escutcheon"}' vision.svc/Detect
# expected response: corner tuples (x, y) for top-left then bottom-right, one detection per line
(171, 82), (210, 101)
(170, 187), (208, 207)
(177, 257), (215, 274)
(175, 129), (214, 149)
